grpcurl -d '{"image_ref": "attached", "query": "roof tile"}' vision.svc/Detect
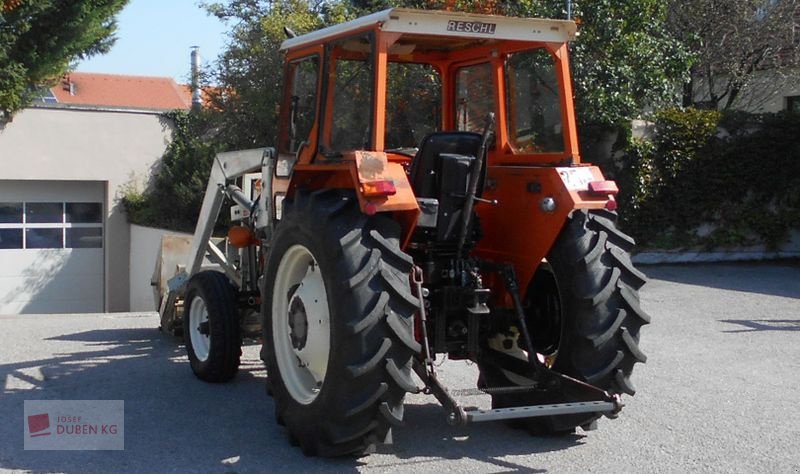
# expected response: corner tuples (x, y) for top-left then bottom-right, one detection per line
(51, 72), (192, 110)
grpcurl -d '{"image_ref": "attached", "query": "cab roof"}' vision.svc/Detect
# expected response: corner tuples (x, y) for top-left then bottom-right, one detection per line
(280, 8), (577, 52)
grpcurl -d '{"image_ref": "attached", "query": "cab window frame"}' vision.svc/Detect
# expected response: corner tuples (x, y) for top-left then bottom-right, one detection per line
(318, 31), (376, 157)
(277, 52), (322, 177)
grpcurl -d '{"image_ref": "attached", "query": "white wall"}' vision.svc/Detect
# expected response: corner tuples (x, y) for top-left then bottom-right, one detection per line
(0, 106), (173, 311)
(743, 69), (800, 113)
(692, 68), (800, 113)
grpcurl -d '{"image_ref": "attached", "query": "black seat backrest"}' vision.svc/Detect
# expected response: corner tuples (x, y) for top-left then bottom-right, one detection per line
(409, 131), (482, 198)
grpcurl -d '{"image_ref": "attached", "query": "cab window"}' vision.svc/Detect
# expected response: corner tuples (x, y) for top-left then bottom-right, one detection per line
(282, 55), (319, 155)
(385, 62), (441, 150)
(455, 62), (495, 133)
(505, 48), (564, 153)
(326, 34), (374, 153)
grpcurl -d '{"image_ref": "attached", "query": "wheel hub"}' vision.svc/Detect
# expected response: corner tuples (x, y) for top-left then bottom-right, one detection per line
(188, 297), (211, 362)
(198, 321), (210, 336)
(288, 264), (329, 378)
(288, 291), (308, 350)
(525, 266), (562, 363)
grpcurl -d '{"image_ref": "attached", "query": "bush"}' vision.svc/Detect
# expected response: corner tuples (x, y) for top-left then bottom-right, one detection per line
(617, 108), (800, 250)
(120, 111), (222, 233)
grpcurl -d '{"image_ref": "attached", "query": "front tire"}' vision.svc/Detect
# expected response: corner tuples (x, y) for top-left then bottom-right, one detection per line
(183, 271), (242, 383)
(262, 189), (420, 456)
(479, 209), (650, 433)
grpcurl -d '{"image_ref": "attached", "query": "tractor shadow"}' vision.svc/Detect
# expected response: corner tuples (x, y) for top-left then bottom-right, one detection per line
(370, 401), (583, 471)
(718, 319), (800, 333)
(1, 323), (581, 473)
(0, 325), (282, 473)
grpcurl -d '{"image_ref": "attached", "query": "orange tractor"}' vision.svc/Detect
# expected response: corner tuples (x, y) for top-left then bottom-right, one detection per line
(155, 8), (649, 457)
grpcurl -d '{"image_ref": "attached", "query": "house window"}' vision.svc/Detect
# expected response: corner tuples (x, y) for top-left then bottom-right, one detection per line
(26, 202), (63, 224)
(786, 96), (800, 113)
(0, 202), (23, 223)
(0, 202), (23, 249)
(66, 227), (103, 248)
(0, 202), (103, 250)
(27, 228), (63, 249)
(66, 202), (102, 223)
(0, 228), (23, 249)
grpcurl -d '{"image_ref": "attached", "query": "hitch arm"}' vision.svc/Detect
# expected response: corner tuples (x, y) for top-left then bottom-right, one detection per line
(486, 261), (623, 408)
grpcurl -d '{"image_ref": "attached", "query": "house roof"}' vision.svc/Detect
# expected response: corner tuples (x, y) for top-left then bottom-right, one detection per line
(49, 72), (193, 111)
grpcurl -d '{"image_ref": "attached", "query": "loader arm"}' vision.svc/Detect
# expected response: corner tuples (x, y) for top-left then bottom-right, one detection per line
(157, 148), (274, 333)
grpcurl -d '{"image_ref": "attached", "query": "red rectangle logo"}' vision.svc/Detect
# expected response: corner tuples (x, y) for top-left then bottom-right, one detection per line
(28, 413), (51, 436)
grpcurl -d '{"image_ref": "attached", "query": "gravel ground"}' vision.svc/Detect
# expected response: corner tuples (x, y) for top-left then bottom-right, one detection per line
(1, 262), (798, 473)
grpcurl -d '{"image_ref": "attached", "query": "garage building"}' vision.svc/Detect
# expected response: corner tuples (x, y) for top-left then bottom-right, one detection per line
(0, 72), (191, 314)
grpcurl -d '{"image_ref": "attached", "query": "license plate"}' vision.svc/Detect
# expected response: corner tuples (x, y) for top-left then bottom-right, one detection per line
(557, 167), (596, 191)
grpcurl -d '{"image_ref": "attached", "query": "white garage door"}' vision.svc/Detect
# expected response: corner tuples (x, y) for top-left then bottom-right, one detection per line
(0, 181), (105, 314)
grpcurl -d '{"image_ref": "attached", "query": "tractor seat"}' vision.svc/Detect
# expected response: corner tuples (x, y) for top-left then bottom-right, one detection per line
(409, 131), (483, 198)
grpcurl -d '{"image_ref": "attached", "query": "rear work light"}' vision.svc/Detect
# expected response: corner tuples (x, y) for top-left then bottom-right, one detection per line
(588, 180), (619, 195)
(587, 180), (619, 210)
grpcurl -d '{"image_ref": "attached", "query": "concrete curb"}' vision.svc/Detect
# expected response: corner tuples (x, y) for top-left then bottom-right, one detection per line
(632, 250), (800, 265)
(632, 230), (800, 265)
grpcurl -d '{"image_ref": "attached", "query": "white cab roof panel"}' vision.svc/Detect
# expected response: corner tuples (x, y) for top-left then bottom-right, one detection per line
(280, 8), (577, 51)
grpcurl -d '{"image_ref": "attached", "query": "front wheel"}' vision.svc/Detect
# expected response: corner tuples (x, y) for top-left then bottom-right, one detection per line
(183, 271), (241, 383)
(479, 209), (650, 433)
(261, 189), (420, 457)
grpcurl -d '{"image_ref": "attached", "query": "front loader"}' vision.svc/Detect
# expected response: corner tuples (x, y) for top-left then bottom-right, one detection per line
(153, 8), (650, 456)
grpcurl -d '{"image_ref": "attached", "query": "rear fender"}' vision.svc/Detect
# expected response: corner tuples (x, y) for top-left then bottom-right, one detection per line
(287, 152), (419, 247)
(475, 165), (615, 296)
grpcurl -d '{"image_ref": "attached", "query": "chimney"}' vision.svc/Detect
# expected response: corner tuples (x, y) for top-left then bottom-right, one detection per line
(62, 75), (76, 96)
(190, 46), (202, 111)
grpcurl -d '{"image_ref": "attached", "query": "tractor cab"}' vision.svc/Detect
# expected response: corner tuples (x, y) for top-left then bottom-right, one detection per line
(272, 9), (618, 306)
(277, 8), (579, 172)
(279, 9), (578, 165)
(272, 9), (608, 284)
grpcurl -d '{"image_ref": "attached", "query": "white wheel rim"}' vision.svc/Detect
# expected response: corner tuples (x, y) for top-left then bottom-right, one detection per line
(272, 244), (331, 405)
(189, 296), (210, 362)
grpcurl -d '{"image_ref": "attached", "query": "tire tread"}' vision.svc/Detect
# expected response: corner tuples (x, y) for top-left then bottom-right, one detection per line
(183, 271), (241, 383)
(263, 189), (419, 457)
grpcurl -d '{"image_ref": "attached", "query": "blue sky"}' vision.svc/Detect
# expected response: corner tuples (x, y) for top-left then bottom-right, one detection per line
(76, 0), (227, 84)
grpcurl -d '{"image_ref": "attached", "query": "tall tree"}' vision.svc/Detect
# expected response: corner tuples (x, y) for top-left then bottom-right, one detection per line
(668, 0), (799, 110)
(202, 0), (351, 149)
(567, 0), (690, 127)
(0, 0), (128, 120)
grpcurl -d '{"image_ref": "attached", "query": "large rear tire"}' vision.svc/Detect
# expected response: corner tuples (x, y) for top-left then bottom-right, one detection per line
(479, 209), (650, 433)
(184, 271), (242, 383)
(261, 189), (420, 457)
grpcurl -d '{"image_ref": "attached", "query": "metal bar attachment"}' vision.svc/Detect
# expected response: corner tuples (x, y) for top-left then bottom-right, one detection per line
(465, 401), (616, 423)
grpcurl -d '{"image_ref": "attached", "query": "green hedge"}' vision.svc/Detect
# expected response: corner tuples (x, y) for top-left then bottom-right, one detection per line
(120, 111), (222, 233)
(615, 108), (800, 250)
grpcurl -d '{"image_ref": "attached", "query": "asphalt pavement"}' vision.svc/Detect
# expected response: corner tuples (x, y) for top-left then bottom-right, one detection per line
(1, 262), (798, 473)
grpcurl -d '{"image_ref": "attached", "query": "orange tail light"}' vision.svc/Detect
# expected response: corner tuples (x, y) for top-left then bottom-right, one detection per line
(361, 180), (397, 197)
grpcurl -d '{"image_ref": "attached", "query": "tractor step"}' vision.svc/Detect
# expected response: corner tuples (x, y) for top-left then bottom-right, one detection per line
(464, 401), (616, 423)
(413, 360), (623, 427)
